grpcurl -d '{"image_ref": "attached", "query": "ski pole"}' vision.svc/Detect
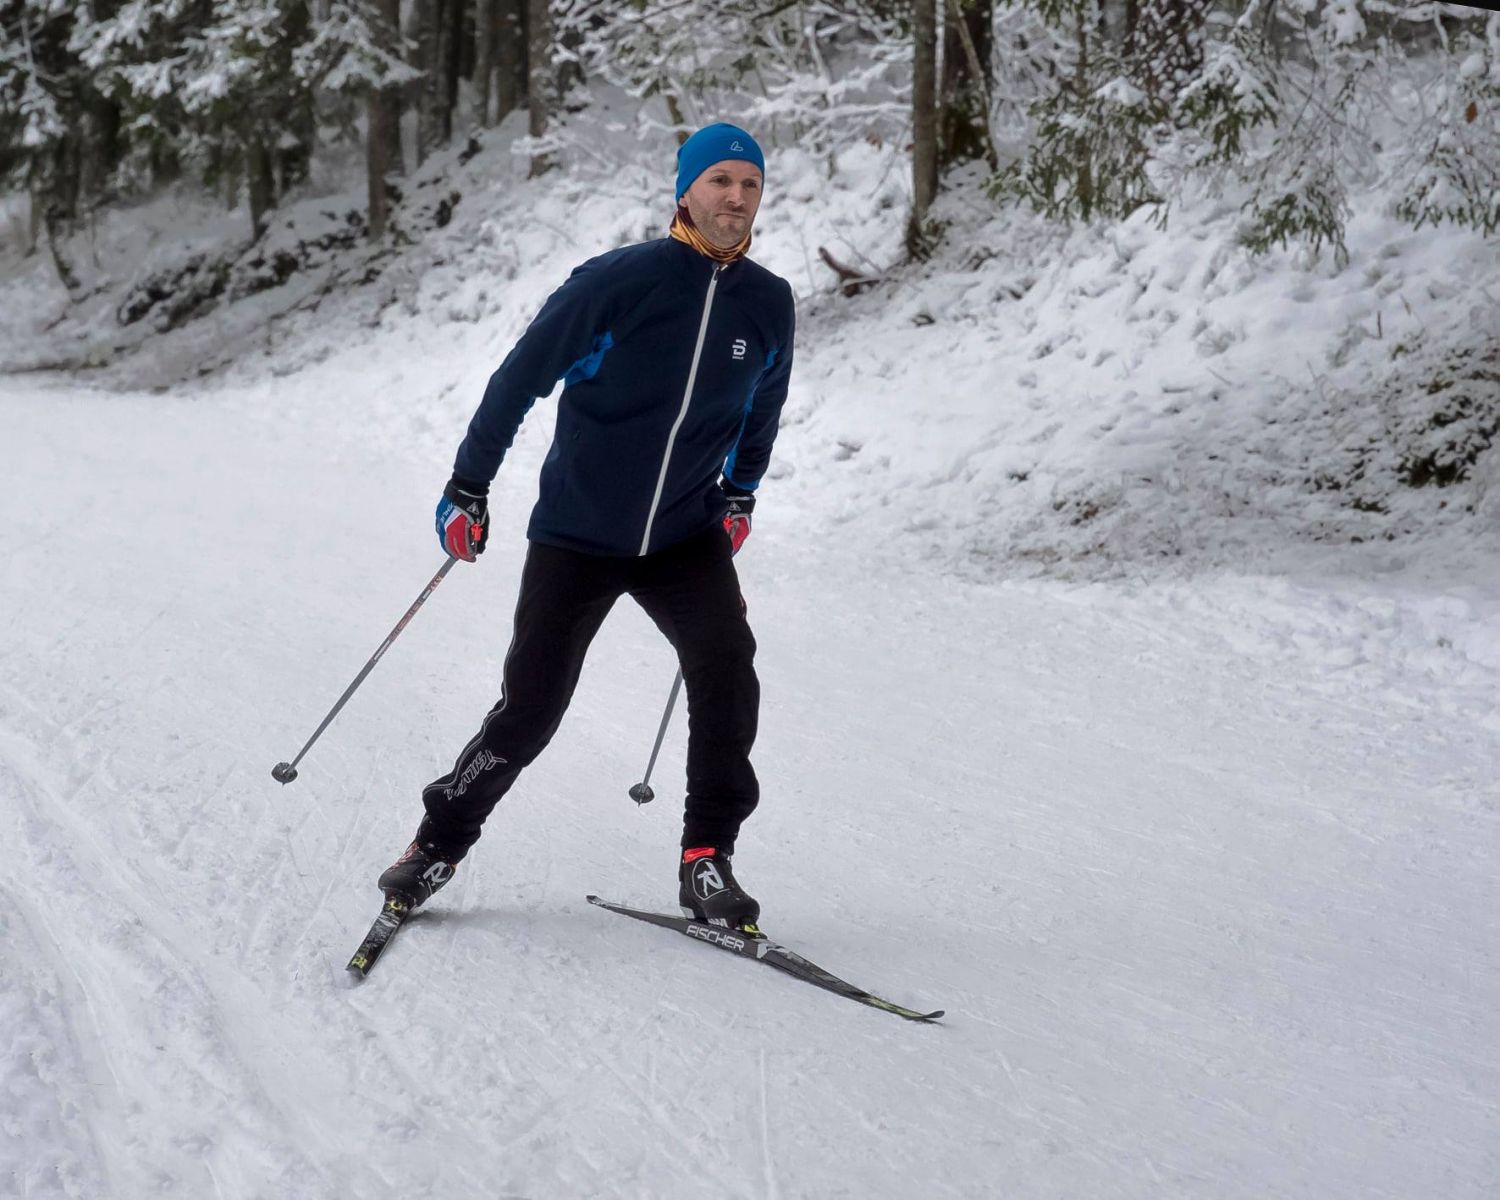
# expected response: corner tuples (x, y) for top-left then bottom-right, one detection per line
(628, 669), (683, 805)
(273, 556), (458, 784)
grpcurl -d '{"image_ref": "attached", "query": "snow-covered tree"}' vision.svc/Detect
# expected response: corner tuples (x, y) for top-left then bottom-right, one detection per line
(0, 0), (122, 288)
(559, 0), (909, 158)
(78, 0), (321, 238)
(1394, 10), (1500, 236)
(990, 0), (1497, 259)
(298, 0), (416, 238)
(988, 0), (1169, 221)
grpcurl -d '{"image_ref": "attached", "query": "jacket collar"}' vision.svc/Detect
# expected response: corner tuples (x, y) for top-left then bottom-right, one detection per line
(663, 234), (740, 285)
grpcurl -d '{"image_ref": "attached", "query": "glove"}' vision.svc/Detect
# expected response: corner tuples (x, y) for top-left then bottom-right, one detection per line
(436, 477), (489, 561)
(720, 479), (755, 556)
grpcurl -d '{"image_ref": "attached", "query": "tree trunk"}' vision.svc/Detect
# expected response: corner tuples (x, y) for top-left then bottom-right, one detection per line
(908, 0), (939, 257)
(278, 100), (315, 195)
(473, 0), (494, 127)
(26, 165), (41, 255)
(526, 0), (552, 177)
(368, 87), (393, 241)
(412, 0), (441, 165)
(665, 92), (688, 142)
(223, 145), (241, 211)
(939, 0), (995, 170)
(557, 16), (583, 104)
(495, 0), (525, 122)
(376, 0), (406, 175)
(78, 96), (122, 208)
(440, 0), (462, 140)
(40, 139), (83, 292)
(247, 138), (276, 239)
(1074, 4), (1094, 220)
(43, 202), (82, 294)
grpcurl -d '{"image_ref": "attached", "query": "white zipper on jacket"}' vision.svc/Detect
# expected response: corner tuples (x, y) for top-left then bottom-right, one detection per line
(638, 262), (724, 556)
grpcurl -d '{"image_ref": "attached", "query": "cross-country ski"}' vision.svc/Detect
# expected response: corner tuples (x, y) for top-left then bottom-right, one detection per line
(587, 895), (944, 1022)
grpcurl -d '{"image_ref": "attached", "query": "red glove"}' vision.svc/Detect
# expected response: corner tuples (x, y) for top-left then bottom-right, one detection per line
(721, 481), (755, 556)
(436, 478), (489, 562)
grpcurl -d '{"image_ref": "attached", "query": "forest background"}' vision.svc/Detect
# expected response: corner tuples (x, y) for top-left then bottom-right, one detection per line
(2, 0), (1495, 305)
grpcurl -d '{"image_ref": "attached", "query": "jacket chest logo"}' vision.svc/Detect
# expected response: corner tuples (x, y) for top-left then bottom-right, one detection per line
(731, 338), (747, 361)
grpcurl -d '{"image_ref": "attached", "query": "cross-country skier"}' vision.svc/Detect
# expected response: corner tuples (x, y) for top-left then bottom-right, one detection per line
(377, 123), (795, 930)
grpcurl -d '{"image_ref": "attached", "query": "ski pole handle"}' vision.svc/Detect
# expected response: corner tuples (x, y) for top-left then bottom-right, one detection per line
(273, 556), (458, 784)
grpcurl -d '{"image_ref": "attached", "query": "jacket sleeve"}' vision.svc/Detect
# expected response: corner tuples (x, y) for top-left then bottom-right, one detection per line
(722, 283), (796, 492)
(452, 258), (614, 486)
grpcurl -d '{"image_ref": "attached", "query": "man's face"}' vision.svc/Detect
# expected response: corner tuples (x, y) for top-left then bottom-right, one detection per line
(679, 159), (764, 249)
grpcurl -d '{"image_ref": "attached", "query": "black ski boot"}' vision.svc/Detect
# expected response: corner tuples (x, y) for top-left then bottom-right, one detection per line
(679, 847), (761, 929)
(378, 824), (461, 906)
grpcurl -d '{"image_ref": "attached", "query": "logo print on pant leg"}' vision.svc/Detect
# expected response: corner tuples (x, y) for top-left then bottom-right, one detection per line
(445, 748), (508, 800)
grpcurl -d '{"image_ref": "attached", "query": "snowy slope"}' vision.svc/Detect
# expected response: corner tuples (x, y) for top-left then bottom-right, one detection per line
(3, 375), (1499, 1197)
(3, 115), (1500, 1199)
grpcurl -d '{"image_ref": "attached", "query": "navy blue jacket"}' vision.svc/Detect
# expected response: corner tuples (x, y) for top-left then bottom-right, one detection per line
(453, 236), (796, 557)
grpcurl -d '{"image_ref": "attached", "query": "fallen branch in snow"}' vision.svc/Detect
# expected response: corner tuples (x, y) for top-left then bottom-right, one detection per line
(818, 246), (882, 297)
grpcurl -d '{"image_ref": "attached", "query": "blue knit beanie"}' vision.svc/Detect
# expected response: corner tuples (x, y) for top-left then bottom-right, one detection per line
(675, 123), (765, 201)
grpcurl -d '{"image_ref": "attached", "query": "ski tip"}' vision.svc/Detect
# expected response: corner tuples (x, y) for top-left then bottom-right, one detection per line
(863, 996), (945, 1022)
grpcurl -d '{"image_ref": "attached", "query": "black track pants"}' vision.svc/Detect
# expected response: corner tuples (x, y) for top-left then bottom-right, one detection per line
(419, 527), (760, 856)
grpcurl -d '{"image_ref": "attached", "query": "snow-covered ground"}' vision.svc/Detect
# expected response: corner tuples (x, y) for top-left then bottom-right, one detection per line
(2, 114), (1499, 1198)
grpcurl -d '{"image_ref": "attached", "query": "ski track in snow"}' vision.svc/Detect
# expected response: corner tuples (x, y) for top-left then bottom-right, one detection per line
(3, 380), (1499, 1199)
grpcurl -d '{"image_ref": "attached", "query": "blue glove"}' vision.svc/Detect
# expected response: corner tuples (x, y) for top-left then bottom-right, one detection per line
(436, 478), (489, 561)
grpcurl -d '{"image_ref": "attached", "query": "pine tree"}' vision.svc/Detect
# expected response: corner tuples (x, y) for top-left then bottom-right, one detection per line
(300, 0), (417, 238)
(0, 0), (118, 289)
(80, 0), (323, 239)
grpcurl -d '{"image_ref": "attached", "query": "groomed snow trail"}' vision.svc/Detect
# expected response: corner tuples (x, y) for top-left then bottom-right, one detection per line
(2, 380), (1496, 1199)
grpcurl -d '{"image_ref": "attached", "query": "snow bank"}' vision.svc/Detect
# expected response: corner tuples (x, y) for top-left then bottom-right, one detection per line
(0, 94), (1495, 590)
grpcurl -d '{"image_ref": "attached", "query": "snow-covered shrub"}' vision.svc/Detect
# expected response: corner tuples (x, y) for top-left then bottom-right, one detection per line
(1172, 13), (1280, 168)
(1394, 19), (1500, 236)
(987, 0), (1168, 221)
(116, 251), (234, 330)
(1234, 162), (1350, 263)
(995, 1), (1497, 261)
(1393, 343), (1500, 492)
(989, 67), (1166, 221)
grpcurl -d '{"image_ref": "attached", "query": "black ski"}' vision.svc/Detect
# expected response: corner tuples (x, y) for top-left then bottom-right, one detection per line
(586, 895), (944, 1023)
(347, 893), (413, 978)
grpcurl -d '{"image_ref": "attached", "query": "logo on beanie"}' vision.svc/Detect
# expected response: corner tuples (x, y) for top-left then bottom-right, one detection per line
(730, 141), (745, 151)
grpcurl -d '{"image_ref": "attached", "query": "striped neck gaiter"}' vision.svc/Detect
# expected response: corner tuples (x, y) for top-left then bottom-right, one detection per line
(669, 208), (751, 264)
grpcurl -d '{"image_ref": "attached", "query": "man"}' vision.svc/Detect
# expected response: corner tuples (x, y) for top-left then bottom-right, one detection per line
(377, 123), (796, 931)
